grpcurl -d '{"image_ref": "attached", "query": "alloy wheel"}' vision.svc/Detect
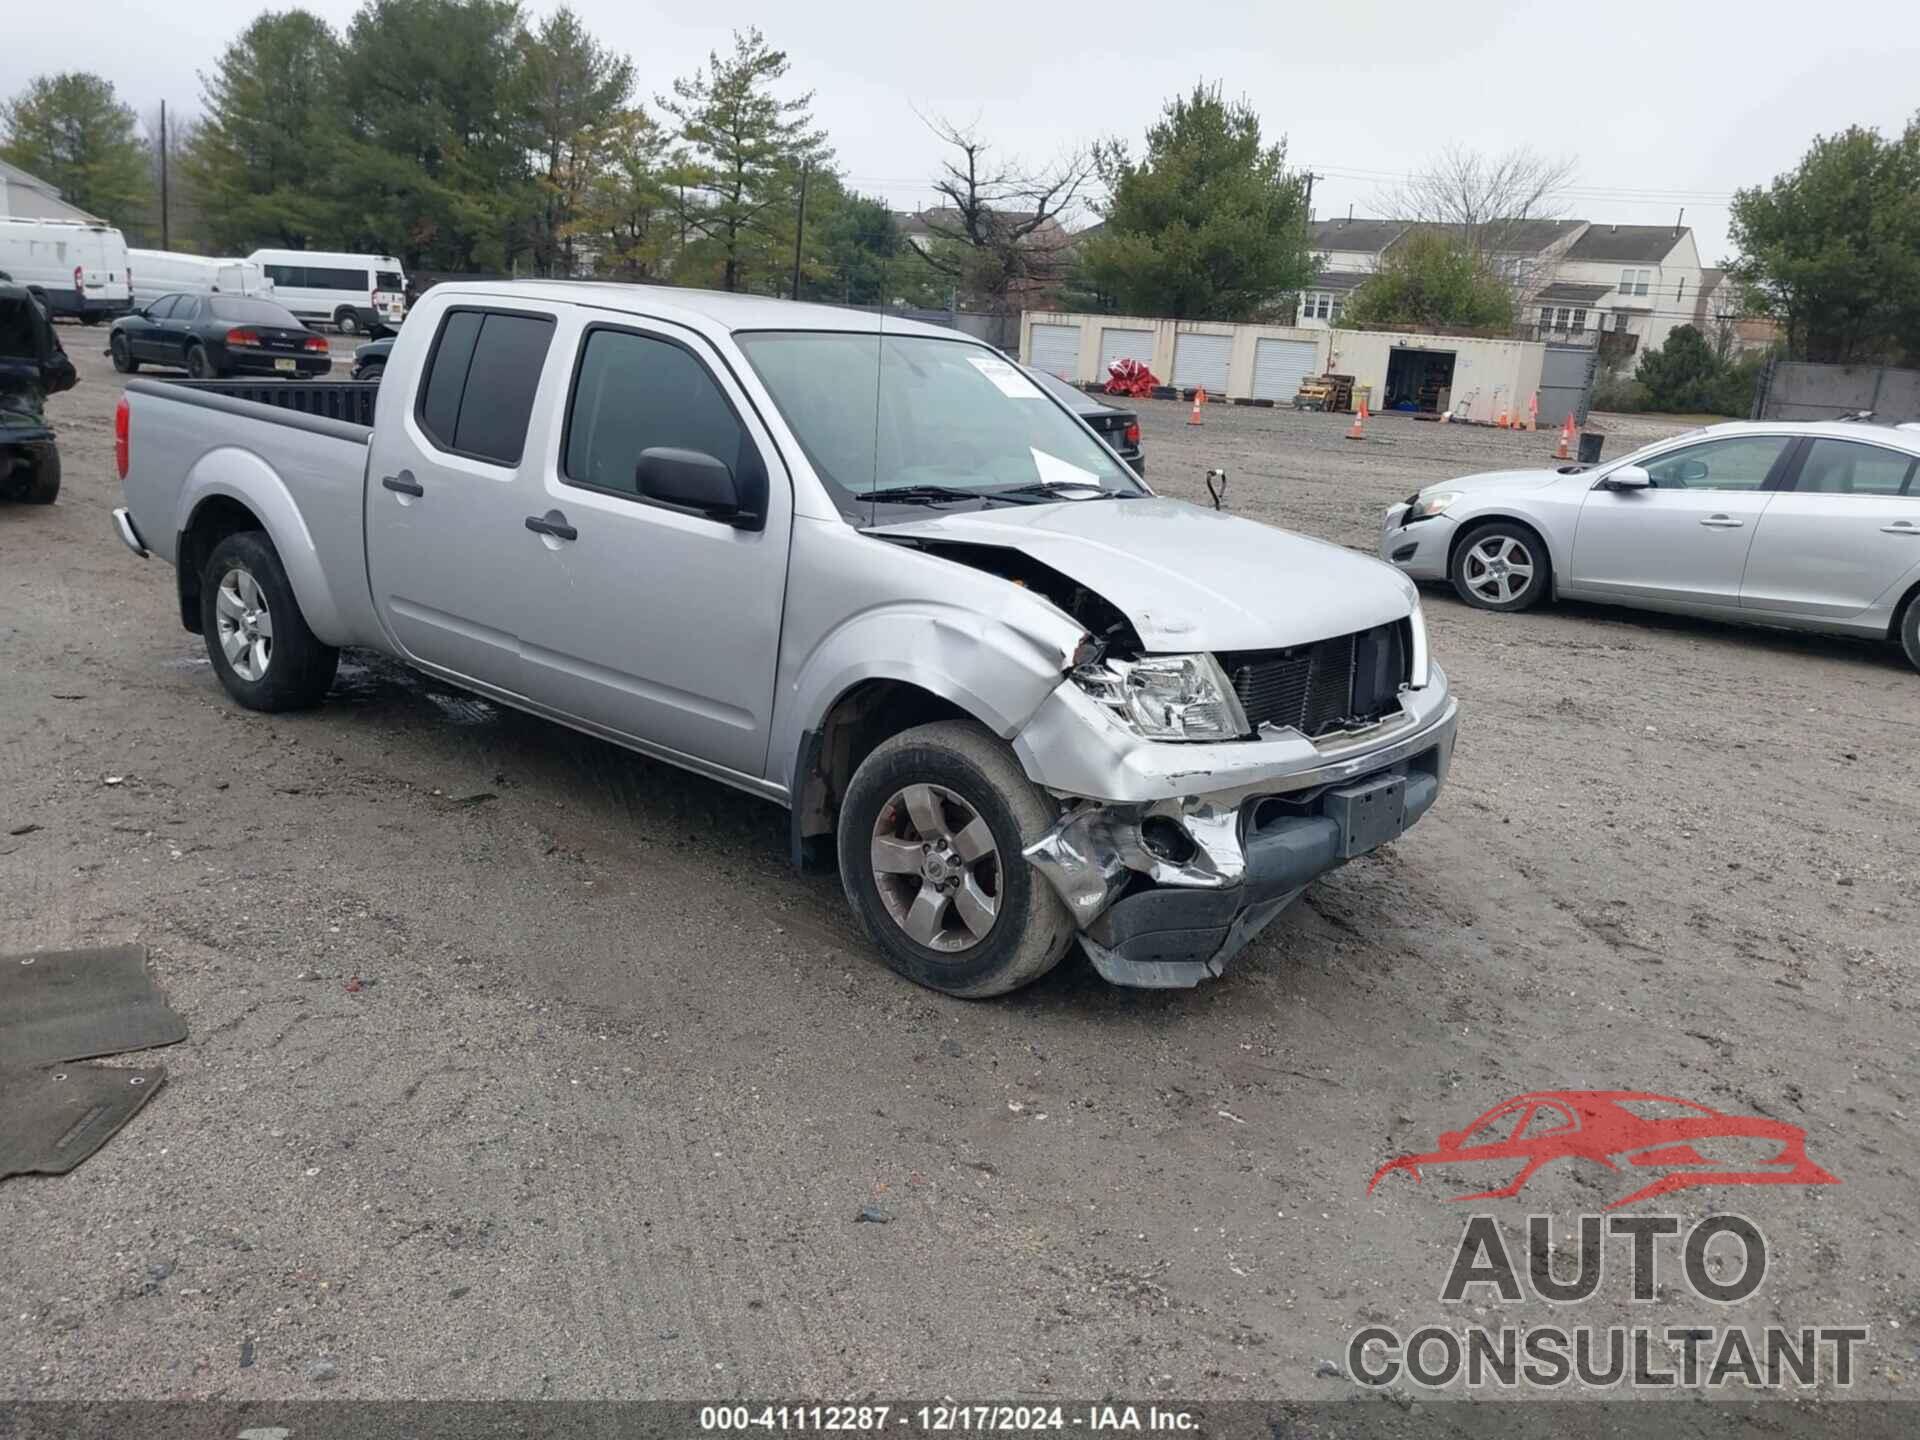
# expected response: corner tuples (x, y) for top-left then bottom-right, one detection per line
(1463, 534), (1535, 606)
(869, 783), (1001, 952)
(215, 567), (273, 681)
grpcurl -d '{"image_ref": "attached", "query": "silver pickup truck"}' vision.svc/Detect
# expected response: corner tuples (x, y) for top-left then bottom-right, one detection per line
(113, 282), (1457, 996)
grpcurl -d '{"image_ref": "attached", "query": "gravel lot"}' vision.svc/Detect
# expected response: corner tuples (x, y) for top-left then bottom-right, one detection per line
(3, 336), (1916, 1403)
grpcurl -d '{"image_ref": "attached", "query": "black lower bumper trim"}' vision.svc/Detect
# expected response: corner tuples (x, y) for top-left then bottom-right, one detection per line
(1083, 767), (1442, 983)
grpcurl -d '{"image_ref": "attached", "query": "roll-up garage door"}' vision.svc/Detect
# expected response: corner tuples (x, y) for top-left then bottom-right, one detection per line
(1173, 332), (1233, 393)
(1097, 326), (1154, 381)
(1027, 323), (1081, 379)
(1251, 337), (1319, 402)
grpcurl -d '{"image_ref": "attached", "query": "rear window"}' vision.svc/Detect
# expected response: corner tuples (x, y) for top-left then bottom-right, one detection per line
(416, 308), (554, 465)
(376, 271), (405, 292)
(210, 298), (299, 326)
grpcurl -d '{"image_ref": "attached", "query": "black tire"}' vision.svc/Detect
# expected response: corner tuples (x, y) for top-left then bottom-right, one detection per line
(185, 344), (215, 380)
(79, 313), (101, 326)
(1450, 520), (1551, 613)
(357, 362), (385, 384)
(110, 333), (139, 373)
(199, 531), (338, 712)
(837, 720), (1074, 998)
(9, 444), (60, 504)
(334, 309), (360, 335)
(1899, 594), (1920, 674)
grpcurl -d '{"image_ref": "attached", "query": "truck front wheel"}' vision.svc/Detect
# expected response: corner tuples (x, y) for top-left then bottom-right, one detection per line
(199, 531), (338, 711)
(837, 720), (1074, 998)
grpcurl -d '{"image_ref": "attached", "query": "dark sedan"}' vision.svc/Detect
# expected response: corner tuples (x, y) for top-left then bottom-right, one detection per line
(109, 294), (331, 380)
(1025, 365), (1145, 475)
(349, 332), (395, 380)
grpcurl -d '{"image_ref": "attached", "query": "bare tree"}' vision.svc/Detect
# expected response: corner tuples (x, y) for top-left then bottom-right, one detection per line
(915, 113), (1094, 308)
(1372, 145), (1578, 298)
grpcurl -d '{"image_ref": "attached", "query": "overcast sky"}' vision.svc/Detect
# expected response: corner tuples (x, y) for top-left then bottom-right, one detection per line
(4, 0), (1913, 265)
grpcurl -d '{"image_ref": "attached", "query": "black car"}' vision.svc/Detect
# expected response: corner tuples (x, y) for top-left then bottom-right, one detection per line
(349, 332), (395, 380)
(1025, 365), (1145, 475)
(109, 294), (332, 380)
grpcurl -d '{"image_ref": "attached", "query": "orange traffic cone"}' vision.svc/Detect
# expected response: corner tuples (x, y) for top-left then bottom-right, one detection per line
(1187, 388), (1207, 424)
(1345, 400), (1368, 440)
(1553, 415), (1574, 461)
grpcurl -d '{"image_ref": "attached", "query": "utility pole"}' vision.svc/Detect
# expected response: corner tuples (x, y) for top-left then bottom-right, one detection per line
(790, 161), (811, 301)
(159, 100), (170, 251)
(1301, 170), (1318, 220)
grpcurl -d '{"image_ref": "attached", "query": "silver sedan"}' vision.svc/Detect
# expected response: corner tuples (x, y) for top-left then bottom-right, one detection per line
(1379, 420), (1920, 671)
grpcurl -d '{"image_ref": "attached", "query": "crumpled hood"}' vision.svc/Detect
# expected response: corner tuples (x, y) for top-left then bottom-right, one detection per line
(1427, 467), (1569, 496)
(872, 496), (1416, 651)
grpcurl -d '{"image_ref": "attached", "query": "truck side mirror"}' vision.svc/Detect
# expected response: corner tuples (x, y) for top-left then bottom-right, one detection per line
(636, 447), (758, 528)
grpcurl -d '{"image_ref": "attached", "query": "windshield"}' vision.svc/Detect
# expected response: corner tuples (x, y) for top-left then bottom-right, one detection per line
(736, 331), (1144, 507)
(211, 298), (301, 326)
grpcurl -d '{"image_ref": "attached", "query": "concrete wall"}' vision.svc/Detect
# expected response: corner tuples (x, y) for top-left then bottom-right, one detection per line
(1755, 361), (1920, 423)
(1020, 310), (1553, 419)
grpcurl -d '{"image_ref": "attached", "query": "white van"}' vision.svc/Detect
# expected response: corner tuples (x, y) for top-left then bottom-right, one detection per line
(0, 217), (132, 322)
(128, 250), (272, 309)
(247, 249), (407, 333)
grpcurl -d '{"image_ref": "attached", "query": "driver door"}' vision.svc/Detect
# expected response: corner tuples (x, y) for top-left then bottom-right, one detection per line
(515, 320), (792, 778)
(1567, 435), (1797, 609)
(131, 295), (178, 362)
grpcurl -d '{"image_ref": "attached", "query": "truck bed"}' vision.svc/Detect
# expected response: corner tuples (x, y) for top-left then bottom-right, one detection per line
(161, 377), (379, 427)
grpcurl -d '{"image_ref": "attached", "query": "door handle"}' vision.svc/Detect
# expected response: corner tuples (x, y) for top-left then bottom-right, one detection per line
(524, 511), (578, 542)
(1698, 515), (1743, 528)
(1882, 522), (1919, 536)
(381, 471), (423, 496)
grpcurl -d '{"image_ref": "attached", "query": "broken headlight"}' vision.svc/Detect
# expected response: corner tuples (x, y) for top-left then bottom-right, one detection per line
(1072, 653), (1248, 742)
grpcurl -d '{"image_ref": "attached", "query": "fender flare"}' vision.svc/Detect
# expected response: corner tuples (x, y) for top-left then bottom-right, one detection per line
(174, 449), (351, 645)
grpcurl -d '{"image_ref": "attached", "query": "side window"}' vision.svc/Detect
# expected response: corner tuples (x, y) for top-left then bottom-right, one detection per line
(563, 328), (748, 498)
(176, 297), (203, 322)
(1519, 1103), (1575, 1140)
(1642, 436), (1792, 491)
(1794, 439), (1916, 497)
(265, 265), (303, 288)
(147, 295), (179, 320)
(416, 308), (554, 465)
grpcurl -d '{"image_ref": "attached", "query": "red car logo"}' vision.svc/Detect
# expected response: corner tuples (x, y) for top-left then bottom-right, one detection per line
(1369, 1090), (1838, 1211)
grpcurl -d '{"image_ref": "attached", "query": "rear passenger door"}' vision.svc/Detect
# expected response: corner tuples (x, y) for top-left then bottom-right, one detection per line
(365, 302), (562, 696)
(515, 320), (792, 778)
(1741, 437), (1920, 619)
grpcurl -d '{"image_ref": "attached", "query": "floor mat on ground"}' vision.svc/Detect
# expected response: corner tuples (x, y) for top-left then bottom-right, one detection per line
(0, 943), (187, 1067)
(0, 1063), (167, 1179)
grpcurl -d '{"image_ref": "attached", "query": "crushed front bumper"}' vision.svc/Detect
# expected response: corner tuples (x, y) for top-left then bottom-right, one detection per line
(1379, 503), (1455, 582)
(1020, 681), (1457, 988)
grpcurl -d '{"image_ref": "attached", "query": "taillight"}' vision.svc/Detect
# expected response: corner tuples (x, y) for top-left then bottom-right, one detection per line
(1124, 422), (1141, 446)
(115, 395), (130, 480)
(226, 328), (261, 347)
(74, 264), (85, 292)
(304, 336), (329, 353)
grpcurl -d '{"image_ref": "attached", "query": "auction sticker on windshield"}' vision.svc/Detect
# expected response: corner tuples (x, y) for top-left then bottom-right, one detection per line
(967, 354), (1044, 398)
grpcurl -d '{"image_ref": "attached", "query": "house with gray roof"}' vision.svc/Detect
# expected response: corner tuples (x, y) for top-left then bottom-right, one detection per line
(1295, 213), (1705, 351)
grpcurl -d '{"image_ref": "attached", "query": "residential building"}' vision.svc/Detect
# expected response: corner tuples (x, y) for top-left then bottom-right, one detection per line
(1545, 224), (1703, 354)
(1295, 215), (1708, 354)
(1694, 267), (1781, 356)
